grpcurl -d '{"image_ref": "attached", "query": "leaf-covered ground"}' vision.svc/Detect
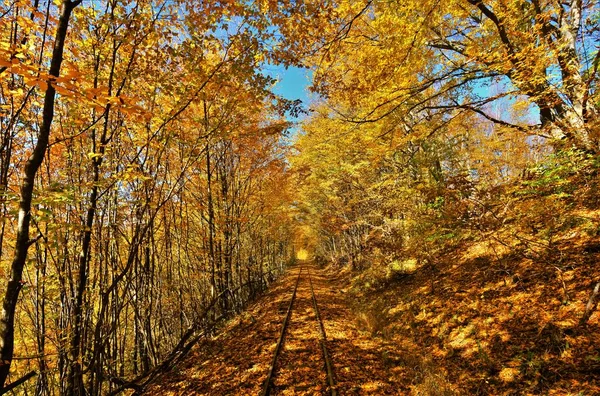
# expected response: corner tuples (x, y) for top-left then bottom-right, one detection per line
(348, 207), (600, 395)
(143, 263), (405, 395)
(145, 207), (600, 395)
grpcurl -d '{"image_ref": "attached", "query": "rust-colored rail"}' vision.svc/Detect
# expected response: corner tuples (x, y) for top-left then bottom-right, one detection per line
(308, 268), (337, 396)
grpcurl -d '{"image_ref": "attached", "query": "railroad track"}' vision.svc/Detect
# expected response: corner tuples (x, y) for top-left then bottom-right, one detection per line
(261, 265), (337, 396)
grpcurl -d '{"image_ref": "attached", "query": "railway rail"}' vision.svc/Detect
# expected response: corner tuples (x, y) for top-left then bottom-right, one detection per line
(260, 265), (337, 396)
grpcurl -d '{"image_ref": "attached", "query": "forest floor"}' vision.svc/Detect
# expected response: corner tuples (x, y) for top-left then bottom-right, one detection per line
(144, 262), (405, 395)
(346, 209), (600, 395)
(146, 241), (600, 395)
(145, 202), (600, 395)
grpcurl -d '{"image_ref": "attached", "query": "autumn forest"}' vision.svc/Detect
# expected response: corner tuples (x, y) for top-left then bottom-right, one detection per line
(0, 0), (599, 394)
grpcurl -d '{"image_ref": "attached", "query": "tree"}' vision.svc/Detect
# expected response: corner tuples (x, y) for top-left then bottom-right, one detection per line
(0, 0), (298, 392)
(289, 0), (600, 152)
(0, 0), (82, 389)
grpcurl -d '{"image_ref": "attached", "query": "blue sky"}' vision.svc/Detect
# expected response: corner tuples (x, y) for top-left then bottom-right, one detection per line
(265, 65), (313, 116)
(263, 65), (314, 138)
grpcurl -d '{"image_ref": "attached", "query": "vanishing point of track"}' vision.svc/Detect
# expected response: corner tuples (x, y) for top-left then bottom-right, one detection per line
(261, 265), (337, 396)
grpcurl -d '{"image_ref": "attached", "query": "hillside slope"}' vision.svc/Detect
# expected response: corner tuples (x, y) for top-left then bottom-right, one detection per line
(348, 184), (600, 394)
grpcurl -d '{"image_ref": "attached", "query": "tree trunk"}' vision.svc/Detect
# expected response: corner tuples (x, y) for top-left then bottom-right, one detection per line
(0, 0), (80, 388)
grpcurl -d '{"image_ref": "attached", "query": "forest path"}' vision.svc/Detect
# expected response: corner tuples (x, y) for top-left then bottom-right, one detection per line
(145, 262), (406, 395)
